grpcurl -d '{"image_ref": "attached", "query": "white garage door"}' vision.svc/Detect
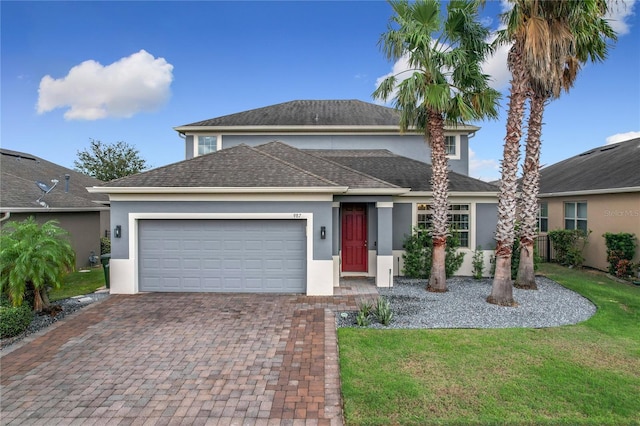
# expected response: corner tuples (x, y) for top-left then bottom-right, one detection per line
(138, 219), (306, 293)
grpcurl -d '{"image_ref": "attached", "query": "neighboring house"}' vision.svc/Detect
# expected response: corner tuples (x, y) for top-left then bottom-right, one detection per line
(537, 138), (640, 271)
(90, 100), (499, 296)
(0, 149), (110, 269)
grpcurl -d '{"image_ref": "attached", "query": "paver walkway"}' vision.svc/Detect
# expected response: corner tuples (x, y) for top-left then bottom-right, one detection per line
(1, 284), (377, 425)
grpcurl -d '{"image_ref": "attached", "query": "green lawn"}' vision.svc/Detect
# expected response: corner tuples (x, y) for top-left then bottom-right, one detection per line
(338, 263), (640, 425)
(49, 267), (107, 301)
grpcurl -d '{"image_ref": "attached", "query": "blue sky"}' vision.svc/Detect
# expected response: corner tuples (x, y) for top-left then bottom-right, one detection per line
(2, 1), (638, 182)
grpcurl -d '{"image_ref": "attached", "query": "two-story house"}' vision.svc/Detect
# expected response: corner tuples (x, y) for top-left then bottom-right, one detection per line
(90, 100), (499, 296)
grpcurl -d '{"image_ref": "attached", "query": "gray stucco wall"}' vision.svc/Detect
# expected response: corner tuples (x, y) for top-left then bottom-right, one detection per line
(392, 203), (413, 250)
(221, 134), (469, 175)
(110, 201), (333, 261)
(377, 207), (393, 256)
(476, 203), (498, 249)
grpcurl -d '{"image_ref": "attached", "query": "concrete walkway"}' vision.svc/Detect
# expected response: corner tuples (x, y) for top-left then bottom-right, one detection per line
(1, 284), (377, 425)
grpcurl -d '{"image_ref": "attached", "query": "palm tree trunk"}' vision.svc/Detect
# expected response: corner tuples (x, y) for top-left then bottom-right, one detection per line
(487, 42), (527, 307)
(515, 92), (546, 290)
(427, 110), (449, 293)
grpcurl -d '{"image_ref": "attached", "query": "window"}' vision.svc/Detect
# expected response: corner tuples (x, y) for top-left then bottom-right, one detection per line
(564, 202), (587, 233)
(445, 135), (457, 156)
(417, 203), (470, 247)
(538, 202), (548, 232)
(198, 136), (217, 155)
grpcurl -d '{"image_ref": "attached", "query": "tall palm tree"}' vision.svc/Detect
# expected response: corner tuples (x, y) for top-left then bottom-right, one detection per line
(512, 0), (616, 289)
(374, 0), (500, 292)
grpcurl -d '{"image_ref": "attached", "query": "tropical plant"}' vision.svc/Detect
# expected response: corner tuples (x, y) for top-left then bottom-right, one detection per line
(514, 0), (616, 290)
(374, 0), (500, 292)
(372, 297), (394, 326)
(0, 217), (75, 312)
(0, 303), (33, 338)
(489, 0), (615, 304)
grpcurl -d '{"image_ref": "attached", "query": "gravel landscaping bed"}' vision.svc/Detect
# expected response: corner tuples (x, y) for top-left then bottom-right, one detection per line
(1, 292), (110, 351)
(337, 276), (596, 329)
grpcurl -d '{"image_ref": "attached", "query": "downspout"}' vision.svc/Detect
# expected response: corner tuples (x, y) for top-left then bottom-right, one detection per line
(0, 212), (10, 223)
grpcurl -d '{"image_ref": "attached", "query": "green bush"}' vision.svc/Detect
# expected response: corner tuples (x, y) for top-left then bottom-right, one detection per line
(603, 232), (636, 276)
(472, 246), (484, 279)
(548, 229), (590, 267)
(0, 304), (33, 338)
(372, 297), (393, 326)
(402, 227), (465, 278)
(100, 237), (111, 255)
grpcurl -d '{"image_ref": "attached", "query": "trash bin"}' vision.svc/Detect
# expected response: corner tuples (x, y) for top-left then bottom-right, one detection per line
(100, 253), (111, 289)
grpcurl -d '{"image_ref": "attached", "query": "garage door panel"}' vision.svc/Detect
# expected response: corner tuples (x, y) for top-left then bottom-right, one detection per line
(139, 219), (306, 293)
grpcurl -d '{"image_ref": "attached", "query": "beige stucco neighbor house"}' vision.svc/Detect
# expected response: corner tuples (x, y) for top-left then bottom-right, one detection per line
(538, 138), (640, 271)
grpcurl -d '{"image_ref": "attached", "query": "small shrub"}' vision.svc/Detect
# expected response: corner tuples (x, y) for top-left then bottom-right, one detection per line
(604, 233), (636, 275)
(548, 229), (590, 267)
(402, 227), (465, 278)
(472, 246), (484, 279)
(358, 300), (373, 317)
(100, 237), (111, 255)
(0, 304), (33, 338)
(372, 297), (393, 326)
(356, 310), (371, 327)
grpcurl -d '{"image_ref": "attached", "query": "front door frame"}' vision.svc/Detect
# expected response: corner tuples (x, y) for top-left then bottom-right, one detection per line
(341, 203), (368, 273)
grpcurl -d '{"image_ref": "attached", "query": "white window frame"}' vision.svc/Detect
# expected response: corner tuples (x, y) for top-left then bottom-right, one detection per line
(416, 203), (470, 248)
(538, 202), (548, 233)
(564, 201), (588, 233)
(194, 135), (222, 157)
(444, 134), (460, 160)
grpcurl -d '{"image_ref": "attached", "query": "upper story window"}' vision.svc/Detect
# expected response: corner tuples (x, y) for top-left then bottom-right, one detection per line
(564, 201), (587, 233)
(444, 135), (460, 159)
(198, 136), (217, 155)
(417, 203), (470, 247)
(538, 202), (548, 232)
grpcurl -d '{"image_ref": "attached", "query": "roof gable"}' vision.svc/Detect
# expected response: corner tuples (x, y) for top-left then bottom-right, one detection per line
(539, 138), (640, 194)
(0, 149), (107, 210)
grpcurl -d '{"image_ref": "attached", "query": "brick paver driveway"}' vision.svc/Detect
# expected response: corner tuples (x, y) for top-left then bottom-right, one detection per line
(1, 292), (367, 425)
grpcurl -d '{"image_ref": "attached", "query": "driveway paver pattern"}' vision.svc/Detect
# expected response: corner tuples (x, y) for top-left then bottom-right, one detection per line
(1, 289), (375, 425)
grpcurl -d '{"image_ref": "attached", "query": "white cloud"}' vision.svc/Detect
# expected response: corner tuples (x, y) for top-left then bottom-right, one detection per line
(606, 131), (640, 144)
(481, 37), (511, 91)
(606, 0), (637, 35)
(37, 50), (174, 120)
(468, 148), (501, 182)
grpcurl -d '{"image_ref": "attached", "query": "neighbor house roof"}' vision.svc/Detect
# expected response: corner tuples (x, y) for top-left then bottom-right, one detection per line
(0, 149), (108, 211)
(539, 138), (640, 196)
(174, 99), (480, 133)
(91, 142), (496, 195)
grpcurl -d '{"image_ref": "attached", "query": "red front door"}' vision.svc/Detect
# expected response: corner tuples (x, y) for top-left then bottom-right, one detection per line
(341, 204), (367, 272)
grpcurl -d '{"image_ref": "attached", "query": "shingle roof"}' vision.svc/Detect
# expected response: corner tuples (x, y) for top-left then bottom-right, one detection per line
(99, 142), (496, 194)
(539, 138), (640, 194)
(306, 149), (500, 192)
(179, 100), (403, 127)
(0, 149), (108, 210)
(255, 142), (399, 189)
(103, 144), (343, 188)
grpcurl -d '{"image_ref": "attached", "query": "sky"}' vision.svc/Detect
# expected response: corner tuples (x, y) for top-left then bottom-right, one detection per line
(2, 0), (639, 182)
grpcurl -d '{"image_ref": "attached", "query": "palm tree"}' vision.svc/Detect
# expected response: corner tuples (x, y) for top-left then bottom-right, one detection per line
(374, 0), (500, 292)
(512, 0), (616, 289)
(0, 217), (75, 312)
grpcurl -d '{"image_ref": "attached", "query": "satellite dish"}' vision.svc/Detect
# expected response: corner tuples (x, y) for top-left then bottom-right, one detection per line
(35, 179), (59, 207)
